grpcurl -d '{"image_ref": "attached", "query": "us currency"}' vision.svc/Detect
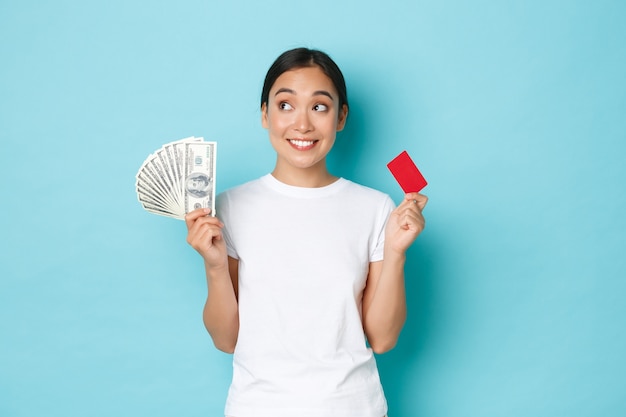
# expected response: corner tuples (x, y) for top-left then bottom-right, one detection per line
(135, 137), (216, 220)
(146, 153), (180, 211)
(183, 141), (217, 216)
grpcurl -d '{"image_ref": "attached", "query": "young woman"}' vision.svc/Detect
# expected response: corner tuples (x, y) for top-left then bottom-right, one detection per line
(185, 47), (427, 417)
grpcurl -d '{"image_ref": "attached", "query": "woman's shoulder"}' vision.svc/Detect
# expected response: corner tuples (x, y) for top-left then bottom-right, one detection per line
(339, 179), (396, 215)
(341, 178), (393, 201)
(218, 175), (267, 198)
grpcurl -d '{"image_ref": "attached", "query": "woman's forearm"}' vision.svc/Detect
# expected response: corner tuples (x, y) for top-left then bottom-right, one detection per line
(203, 261), (239, 353)
(362, 252), (407, 354)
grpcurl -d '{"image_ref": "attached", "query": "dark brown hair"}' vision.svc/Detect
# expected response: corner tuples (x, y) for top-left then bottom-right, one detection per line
(260, 48), (349, 112)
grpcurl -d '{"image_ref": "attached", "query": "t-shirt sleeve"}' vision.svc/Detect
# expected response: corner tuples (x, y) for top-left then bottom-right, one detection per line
(369, 194), (395, 262)
(215, 191), (239, 259)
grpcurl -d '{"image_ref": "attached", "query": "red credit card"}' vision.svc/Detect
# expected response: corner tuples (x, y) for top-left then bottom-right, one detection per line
(387, 150), (428, 193)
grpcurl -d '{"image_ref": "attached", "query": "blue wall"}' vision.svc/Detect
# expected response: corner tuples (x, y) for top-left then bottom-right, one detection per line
(1, 1), (625, 416)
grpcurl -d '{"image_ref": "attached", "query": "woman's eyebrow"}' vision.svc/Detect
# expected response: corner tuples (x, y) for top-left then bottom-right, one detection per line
(313, 90), (334, 100)
(274, 88), (334, 100)
(275, 88), (296, 96)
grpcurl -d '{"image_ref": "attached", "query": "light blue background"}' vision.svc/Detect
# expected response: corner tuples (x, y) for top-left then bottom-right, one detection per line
(1, 1), (625, 416)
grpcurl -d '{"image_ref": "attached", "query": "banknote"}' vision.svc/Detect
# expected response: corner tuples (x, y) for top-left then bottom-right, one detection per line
(183, 141), (216, 214)
(135, 137), (216, 220)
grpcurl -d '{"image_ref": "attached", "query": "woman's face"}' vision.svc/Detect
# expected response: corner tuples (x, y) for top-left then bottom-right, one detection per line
(262, 66), (348, 179)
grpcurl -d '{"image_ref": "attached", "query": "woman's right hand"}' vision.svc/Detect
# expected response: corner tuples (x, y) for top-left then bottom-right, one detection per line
(185, 208), (228, 271)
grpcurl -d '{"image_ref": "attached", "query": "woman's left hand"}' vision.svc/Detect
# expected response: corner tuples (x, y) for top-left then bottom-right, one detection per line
(385, 192), (428, 254)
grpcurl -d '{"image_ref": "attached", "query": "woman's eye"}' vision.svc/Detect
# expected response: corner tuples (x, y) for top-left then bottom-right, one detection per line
(313, 104), (328, 112)
(279, 102), (293, 110)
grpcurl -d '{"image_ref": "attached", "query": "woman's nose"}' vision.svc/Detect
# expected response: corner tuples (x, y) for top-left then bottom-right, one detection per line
(294, 109), (313, 133)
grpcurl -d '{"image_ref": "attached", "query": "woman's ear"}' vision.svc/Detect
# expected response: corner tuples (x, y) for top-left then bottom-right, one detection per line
(261, 102), (269, 129)
(336, 104), (348, 132)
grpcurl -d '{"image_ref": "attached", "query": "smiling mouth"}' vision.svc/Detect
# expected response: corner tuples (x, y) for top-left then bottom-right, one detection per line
(288, 139), (318, 150)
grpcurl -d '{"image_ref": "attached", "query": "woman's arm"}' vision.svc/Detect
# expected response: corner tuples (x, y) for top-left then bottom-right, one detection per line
(202, 256), (239, 353)
(362, 257), (406, 354)
(362, 193), (427, 354)
(186, 208), (239, 353)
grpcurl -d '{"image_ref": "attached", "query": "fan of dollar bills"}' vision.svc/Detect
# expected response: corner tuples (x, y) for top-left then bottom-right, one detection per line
(135, 136), (217, 220)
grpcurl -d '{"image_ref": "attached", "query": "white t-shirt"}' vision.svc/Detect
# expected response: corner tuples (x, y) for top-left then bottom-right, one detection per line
(217, 174), (395, 417)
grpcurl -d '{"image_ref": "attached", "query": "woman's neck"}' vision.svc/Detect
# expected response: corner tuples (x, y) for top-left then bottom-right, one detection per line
(271, 164), (338, 188)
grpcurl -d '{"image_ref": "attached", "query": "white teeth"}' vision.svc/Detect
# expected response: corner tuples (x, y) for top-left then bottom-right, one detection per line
(289, 139), (315, 147)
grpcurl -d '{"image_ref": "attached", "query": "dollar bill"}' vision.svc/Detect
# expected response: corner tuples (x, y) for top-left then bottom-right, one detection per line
(135, 137), (217, 220)
(183, 141), (217, 215)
